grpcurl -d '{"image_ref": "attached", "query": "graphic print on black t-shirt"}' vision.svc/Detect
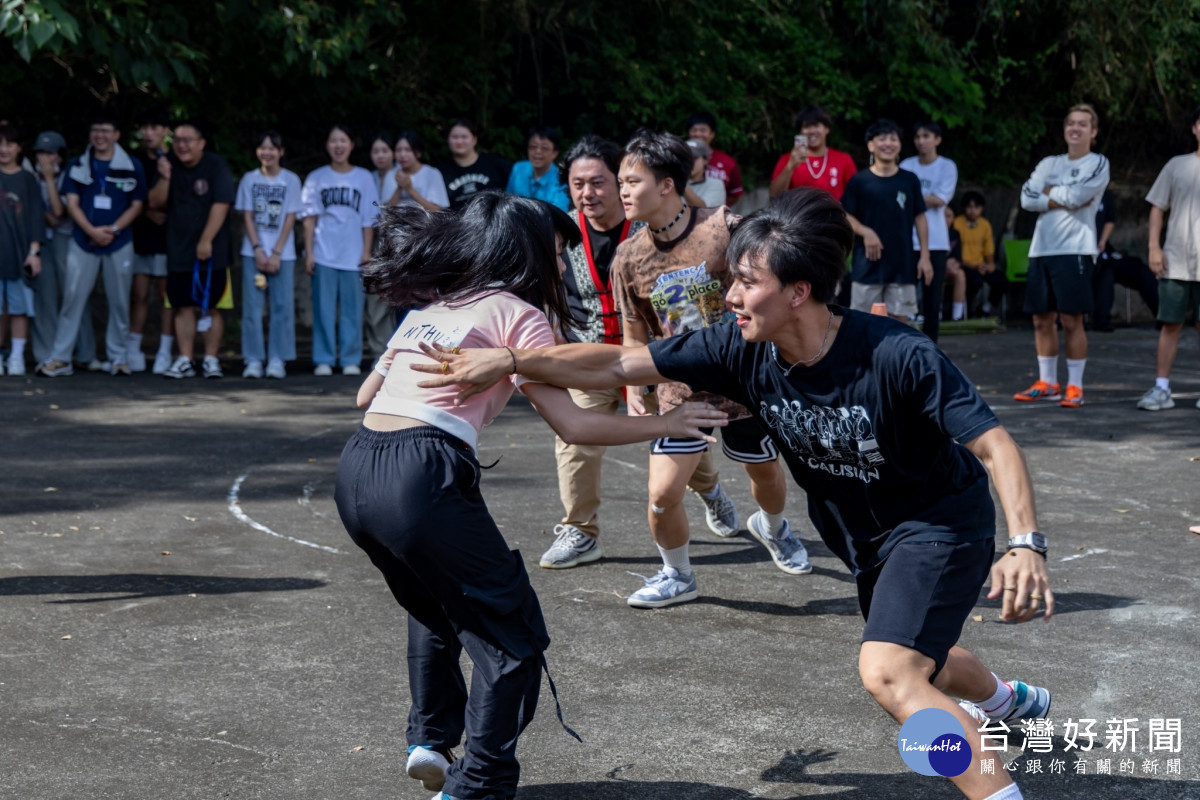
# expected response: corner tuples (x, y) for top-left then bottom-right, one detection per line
(253, 183), (288, 232)
(758, 401), (886, 483)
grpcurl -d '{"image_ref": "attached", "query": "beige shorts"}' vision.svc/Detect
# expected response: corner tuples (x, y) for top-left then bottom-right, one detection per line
(850, 282), (918, 317)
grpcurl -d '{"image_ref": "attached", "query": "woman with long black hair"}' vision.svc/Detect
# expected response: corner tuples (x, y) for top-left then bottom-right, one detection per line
(334, 192), (722, 800)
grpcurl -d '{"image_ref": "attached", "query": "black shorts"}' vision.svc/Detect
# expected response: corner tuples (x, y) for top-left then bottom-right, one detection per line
(650, 416), (778, 464)
(166, 265), (228, 309)
(1023, 254), (1094, 314)
(857, 538), (994, 674)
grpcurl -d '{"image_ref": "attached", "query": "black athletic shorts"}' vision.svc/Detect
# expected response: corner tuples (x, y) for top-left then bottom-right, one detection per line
(166, 265), (228, 309)
(650, 416), (779, 464)
(1023, 254), (1094, 314)
(857, 538), (994, 674)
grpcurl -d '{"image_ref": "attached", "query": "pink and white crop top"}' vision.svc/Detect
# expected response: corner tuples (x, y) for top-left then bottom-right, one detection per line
(367, 292), (556, 452)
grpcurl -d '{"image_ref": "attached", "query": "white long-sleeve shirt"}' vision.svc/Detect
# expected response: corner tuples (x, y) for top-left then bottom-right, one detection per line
(1020, 152), (1110, 258)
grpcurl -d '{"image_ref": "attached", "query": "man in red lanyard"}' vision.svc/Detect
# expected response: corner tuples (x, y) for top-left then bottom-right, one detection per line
(539, 135), (730, 570)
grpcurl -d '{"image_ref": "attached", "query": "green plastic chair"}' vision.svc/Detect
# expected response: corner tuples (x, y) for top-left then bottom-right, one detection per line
(1004, 238), (1032, 284)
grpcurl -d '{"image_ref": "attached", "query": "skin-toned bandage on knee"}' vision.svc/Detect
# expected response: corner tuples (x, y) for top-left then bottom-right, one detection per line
(650, 503), (666, 515)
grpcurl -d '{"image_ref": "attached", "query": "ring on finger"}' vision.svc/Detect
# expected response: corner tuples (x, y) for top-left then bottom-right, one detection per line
(1030, 593), (1044, 600)
(1004, 586), (1017, 592)
(449, 346), (461, 354)
(441, 361), (449, 374)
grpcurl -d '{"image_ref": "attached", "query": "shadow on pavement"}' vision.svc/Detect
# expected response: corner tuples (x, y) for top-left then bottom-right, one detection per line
(0, 573), (325, 602)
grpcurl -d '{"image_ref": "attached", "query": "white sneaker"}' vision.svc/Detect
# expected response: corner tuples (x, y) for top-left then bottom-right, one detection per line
(86, 359), (112, 372)
(626, 566), (698, 608)
(539, 524), (603, 569)
(202, 356), (223, 379)
(242, 360), (264, 379)
(152, 351), (173, 375)
(127, 350), (147, 372)
(1136, 385), (1174, 411)
(163, 356), (196, 379)
(406, 746), (452, 792)
(6, 355), (25, 376)
(265, 359), (286, 379)
(342, 364), (362, 376)
(698, 484), (739, 538)
(314, 364), (333, 376)
(746, 511), (811, 575)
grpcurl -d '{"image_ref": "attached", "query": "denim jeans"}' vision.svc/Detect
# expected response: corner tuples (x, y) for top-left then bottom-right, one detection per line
(311, 263), (363, 367)
(240, 255), (296, 363)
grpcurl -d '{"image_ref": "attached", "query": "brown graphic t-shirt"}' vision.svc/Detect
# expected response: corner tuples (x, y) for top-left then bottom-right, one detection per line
(612, 205), (746, 416)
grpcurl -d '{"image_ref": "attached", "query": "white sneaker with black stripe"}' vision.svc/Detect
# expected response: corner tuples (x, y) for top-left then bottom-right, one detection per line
(539, 524), (603, 569)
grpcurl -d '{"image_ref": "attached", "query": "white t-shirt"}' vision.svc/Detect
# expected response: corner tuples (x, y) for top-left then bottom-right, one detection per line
(300, 165), (380, 270)
(900, 155), (957, 251)
(380, 164), (450, 209)
(235, 168), (303, 259)
(1020, 152), (1110, 258)
(690, 176), (726, 208)
(1146, 153), (1200, 282)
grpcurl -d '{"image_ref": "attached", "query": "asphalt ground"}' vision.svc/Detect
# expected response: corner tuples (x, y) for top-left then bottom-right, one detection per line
(2, 322), (1199, 800)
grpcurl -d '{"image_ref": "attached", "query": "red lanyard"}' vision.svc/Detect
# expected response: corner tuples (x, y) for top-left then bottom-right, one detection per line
(577, 212), (631, 345)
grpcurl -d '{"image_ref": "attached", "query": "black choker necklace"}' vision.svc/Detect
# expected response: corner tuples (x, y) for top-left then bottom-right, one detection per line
(651, 201), (688, 235)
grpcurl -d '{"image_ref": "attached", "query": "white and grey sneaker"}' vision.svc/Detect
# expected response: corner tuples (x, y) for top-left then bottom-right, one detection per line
(127, 349), (147, 373)
(698, 484), (738, 538)
(6, 355), (25, 376)
(747, 511), (812, 575)
(202, 356), (223, 379)
(242, 360), (264, 379)
(313, 364), (333, 376)
(152, 350), (173, 375)
(265, 359), (286, 379)
(164, 356), (196, 379)
(627, 566), (698, 608)
(406, 745), (452, 792)
(539, 524), (603, 569)
(1136, 385), (1174, 411)
(342, 364), (362, 376)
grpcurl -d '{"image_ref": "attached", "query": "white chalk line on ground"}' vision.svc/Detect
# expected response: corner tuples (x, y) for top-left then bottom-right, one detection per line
(1060, 547), (1109, 562)
(228, 473), (341, 555)
(45, 720), (269, 756)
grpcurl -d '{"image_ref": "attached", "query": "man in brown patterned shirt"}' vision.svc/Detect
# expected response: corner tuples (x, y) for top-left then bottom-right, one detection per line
(612, 130), (811, 608)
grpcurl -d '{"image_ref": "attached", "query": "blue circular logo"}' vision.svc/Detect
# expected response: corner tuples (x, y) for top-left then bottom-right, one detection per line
(897, 708), (972, 777)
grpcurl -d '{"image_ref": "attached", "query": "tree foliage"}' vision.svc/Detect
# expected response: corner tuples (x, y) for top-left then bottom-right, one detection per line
(4, 0), (1200, 183)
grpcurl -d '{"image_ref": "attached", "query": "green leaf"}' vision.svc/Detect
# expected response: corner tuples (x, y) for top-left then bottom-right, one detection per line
(14, 30), (30, 61)
(29, 18), (54, 47)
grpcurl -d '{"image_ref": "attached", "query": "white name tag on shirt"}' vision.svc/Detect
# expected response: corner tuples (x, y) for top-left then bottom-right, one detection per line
(390, 308), (473, 352)
(93, 194), (113, 210)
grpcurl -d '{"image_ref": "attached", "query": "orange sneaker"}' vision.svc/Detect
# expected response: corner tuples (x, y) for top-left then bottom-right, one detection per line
(1060, 385), (1084, 408)
(1013, 381), (1061, 402)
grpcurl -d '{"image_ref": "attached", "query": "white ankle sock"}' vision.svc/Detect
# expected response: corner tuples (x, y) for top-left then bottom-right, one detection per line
(158, 335), (175, 355)
(10, 338), (25, 358)
(978, 673), (1014, 717)
(128, 332), (143, 349)
(1037, 356), (1058, 385)
(1066, 358), (1086, 388)
(952, 302), (965, 320)
(983, 783), (1023, 800)
(761, 509), (786, 536)
(657, 542), (691, 573)
(1155, 376), (1170, 391)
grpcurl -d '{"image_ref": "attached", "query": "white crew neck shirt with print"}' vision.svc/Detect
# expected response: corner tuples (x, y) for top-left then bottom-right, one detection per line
(900, 155), (957, 252)
(236, 168), (304, 259)
(380, 164), (450, 209)
(1146, 153), (1200, 282)
(300, 165), (380, 270)
(1020, 151), (1110, 258)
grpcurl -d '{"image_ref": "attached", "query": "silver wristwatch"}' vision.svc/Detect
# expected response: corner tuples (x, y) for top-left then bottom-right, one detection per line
(1006, 531), (1048, 558)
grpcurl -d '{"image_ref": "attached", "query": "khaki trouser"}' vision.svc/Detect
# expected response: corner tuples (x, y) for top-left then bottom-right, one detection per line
(554, 387), (718, 538)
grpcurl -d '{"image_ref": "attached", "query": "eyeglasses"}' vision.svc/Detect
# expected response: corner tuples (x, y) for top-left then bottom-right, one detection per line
(174, 136), (200, 144)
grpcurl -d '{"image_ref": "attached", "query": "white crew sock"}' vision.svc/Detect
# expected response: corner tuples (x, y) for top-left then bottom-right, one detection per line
(952, 302), (965, 321)
(1037, 355), (1058, 385)
(982, 783), (1023, 800)
(10, 338), (25, 359)
(1155, 376), (1170, 391)
(158, 335), (174, 356)
(761, 509), (786, 537)
(1066, 358), (1086, 388)
(657, 542), (691, 574)
(128, 332), (143, 350)
(978, 673), (1015, 717)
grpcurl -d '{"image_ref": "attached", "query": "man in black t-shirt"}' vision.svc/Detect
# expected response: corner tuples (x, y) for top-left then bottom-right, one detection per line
(841, 119), (931, 320)
(148, 122), (235, 379)
(129, 109), (174, 374)
(420, 189), (1056, 800)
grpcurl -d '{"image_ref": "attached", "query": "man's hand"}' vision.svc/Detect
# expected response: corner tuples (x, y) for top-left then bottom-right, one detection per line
(662, 401), (728, 443)
(88, 225), (115, 248)
(157, 156), (172, 181)
(304, 253), (315, 276)
(196, 238), (213, 261)
(988, 547), (1054, 623)
(862, 228), (883, 261)
(626, 389), (648, 417)
(266, 252), (282, 275)
(412, 341), (512, 403)
(36, 152), (57, 178)
(254, 248), (269, 272)
(917, 253), (933, 285)
(1149, 246), (1166, 277)
(24, 252), (42, 278)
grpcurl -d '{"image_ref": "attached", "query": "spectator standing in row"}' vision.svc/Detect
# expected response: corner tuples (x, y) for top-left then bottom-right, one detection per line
(367, 133), (395, 200)
(236, 130), (302, 379)
(842, 119), (931, 319)
(685, 111), (743, 208)
(1137, 105), (1200, 412)
(39, 114), (146, 378)
(685, 138), (726, 208)
(440, 118), (511, 209)
(1015, 104), (1109, 408)
(0, 122), (44, 376)
(31, 130), (95, 369)
(129, 109), (174, 374)
(506, 126), (568, 211)
(382, 131), (449, 211)
(899, 121), (956, 341)
(769, 106), (856, 201)
(363, 132), (399, 361)
(952, 191), (1006, 318)
(301, 124), (377, 376)
(149, 121), (236, 379)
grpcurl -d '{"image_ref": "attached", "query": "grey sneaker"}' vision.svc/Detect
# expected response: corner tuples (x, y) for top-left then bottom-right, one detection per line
(746, 511), (812, 575)
(36, 359), (74, 377)
(539, 524), (603, 569)
(698, 484), (738, 538)
(164, 356), (196, 379)
(626, 566), (698, 608)
(242, 360), (264, 379)
(202, 356), (224, 379)
(960, 680), (1051, 726)
(1136, 385), (1174, 411)
(406, 745), (452, 792)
